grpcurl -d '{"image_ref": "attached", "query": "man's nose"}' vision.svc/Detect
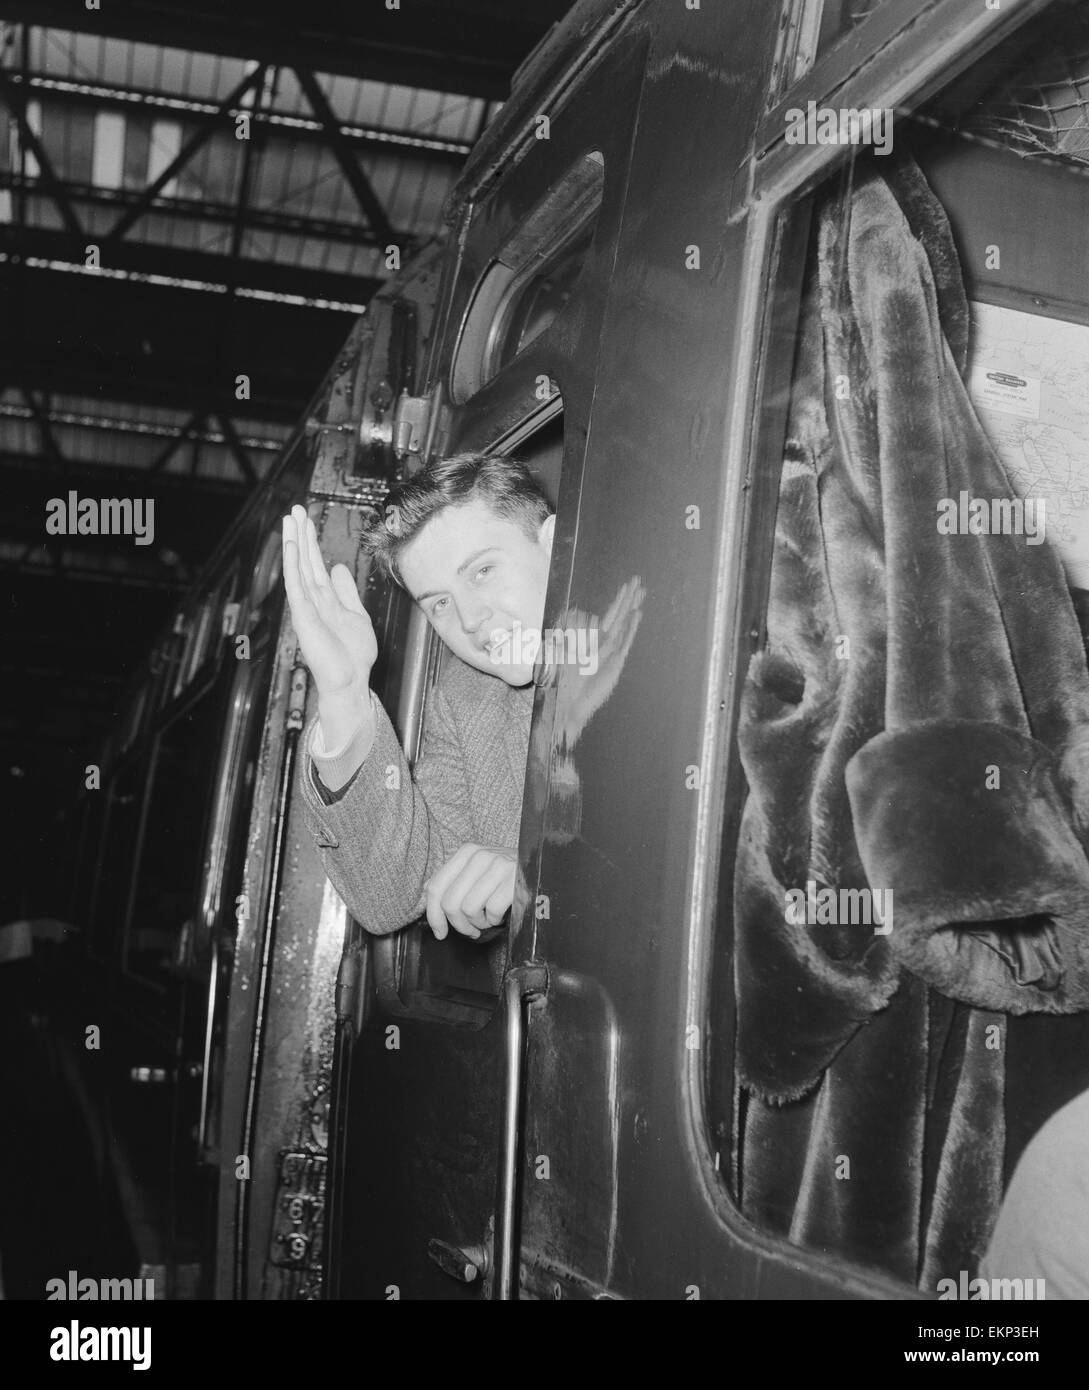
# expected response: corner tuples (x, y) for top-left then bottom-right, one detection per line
(456, 596), (493, 636)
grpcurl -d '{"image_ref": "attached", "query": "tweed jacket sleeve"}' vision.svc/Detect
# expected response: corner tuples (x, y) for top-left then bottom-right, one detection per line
(298, 671), (477, 936)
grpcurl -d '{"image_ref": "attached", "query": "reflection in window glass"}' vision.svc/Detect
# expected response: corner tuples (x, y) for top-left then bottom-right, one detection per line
(715, 21), (1089, 1295)
(815, 0), (889, 59)
(121, 685), (147, 753)
(125, 688), (223, 985)
(772, 0), (891, 93)
(251, 529), (283, 609)
(451, 152), (603, 402)
(91, 759), (146, 960)
(73, 793), (106, 937)
(199, 648), (272, 1159)
(493, 222), (597, 374)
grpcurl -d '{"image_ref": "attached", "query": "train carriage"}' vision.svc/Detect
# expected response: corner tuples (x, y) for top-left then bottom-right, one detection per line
(68, 0), (1089, 1300)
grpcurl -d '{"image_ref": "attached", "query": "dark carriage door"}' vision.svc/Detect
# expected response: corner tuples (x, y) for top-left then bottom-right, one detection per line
(329, 34), (643, 1299)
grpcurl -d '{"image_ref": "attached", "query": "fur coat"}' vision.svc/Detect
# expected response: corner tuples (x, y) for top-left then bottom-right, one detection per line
(733, 154), (1089, 1289)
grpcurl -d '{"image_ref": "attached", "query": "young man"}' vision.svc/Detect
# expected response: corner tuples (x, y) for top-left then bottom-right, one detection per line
(282, 453), (555, 942)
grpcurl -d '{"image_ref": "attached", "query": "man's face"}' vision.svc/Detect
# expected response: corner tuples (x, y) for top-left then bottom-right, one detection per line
(398, 497), (555, 686)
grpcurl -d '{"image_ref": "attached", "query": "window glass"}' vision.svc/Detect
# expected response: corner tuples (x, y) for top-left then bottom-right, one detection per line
(124, 686), (224, 986)
(198, 644), (273, 1160)
(711, 3), (1089, 1294)
(493, 221), (597, 373)
(90, 757), (146, 961)
(451, 153), (603, 402)
(70, 791), (106, 936)
(251, 529), (284, 609)
(772, 0), (895, 93)
(120, 683), (148, 754)
(815, 0), (892, 59)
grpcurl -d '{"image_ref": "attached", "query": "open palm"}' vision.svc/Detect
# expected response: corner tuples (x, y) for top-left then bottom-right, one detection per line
(282, 504), (377, 700)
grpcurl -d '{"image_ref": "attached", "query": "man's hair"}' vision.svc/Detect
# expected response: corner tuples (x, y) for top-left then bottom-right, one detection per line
(363, 451), (553, 586)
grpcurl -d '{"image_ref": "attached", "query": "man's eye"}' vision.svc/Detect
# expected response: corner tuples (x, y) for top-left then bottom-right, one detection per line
(476, 564), (494, 580)
(432, 597), (448, 616)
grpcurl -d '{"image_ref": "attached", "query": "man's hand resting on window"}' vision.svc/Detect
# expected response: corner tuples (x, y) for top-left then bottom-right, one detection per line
(423, 844), (518, 941)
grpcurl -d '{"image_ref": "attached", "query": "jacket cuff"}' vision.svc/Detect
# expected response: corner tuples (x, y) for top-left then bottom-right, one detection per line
(310, 696), (378, 795)
(846, 720), (1089, 1014)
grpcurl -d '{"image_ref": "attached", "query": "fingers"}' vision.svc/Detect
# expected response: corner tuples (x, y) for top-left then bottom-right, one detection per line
(425, 896), (449, 941)
(290, 505), (316, 593)
(284, 507), (359, 617)
(330, 564), (365, 614)
(424, 846), (516, 940)
(305, 513), (332, 592)
(425, 843), (477, 940)
(460, 856), (514, 930)
(427, 845), (481, 939)
(282, 516), (316, 625)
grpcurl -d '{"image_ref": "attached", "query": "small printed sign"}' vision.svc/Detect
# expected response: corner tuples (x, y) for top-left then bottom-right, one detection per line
(968, 366), (1041, 419)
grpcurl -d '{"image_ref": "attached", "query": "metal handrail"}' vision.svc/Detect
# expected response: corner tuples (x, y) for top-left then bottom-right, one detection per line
(492, 962), (549, 1300)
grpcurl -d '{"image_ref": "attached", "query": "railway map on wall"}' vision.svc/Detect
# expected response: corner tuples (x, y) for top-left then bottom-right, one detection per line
(967, 300), (1089, 589)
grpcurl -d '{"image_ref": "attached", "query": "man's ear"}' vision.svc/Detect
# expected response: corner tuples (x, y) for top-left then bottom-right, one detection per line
(539, 513), (556, 554)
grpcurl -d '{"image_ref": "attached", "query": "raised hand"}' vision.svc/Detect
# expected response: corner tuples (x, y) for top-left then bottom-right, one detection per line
(282, 505), (378, 745)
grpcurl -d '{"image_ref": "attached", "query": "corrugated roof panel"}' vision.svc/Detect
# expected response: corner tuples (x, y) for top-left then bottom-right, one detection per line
(210, 55), (253, 103)
(36, 99), (92, 182)
(378, 83), (420, 129)
(29, 199), (64, 233)
(48, 30), (103, 80)
(316, 239), (360, 277)
(186, 50), (230, 102)
(176, 133), (243, 205)
(267, 67), (307, 118)
(326, 72), (364, 125)
(356, 79), (392, 129)
(80, 201), (119, 239)
(407, 165), (456, 232)
(123, 116), (152, 189)
(0, 412), (35, 458)
(155, 45), (192, 98)
(136, 209), (191, 247)
(270, 145), (345, 221)
(129, 41), (165, 91)
(358, 150), (403, 214)
(248, 140), (303, 215)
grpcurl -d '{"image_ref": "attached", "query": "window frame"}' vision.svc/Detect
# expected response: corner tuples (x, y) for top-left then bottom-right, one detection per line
(684, 0), (1067, 1292)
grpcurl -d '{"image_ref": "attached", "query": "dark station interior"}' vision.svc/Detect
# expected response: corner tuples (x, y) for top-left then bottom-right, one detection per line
(0, 0), (574, 1301)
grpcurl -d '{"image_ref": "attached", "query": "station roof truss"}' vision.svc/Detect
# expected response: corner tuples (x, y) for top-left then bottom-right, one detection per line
(0, 0), (572, 767)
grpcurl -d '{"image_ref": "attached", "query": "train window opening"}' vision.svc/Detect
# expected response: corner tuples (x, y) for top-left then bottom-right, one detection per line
(120, 683), (148, 755)
(383, 403), (567, 1024)
(72, 789), (107, 945)
(450, 152), (604, 404)
(149, 623), (185, 715)
(195, 638), (274, 1162)
(490, 217), (598, 373)
(179, 597), (215, 694)
(123, 682), (226, 988)
(89, 755), (147, 963)
(814, 0), (895, 59)
(769, 0), (898, 100)
(709, 4), (1089, 1294)
(251, 527), (284, 611)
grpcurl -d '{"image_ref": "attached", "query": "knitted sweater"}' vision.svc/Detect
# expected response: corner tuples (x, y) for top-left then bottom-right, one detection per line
(299, 655), (534, 935)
